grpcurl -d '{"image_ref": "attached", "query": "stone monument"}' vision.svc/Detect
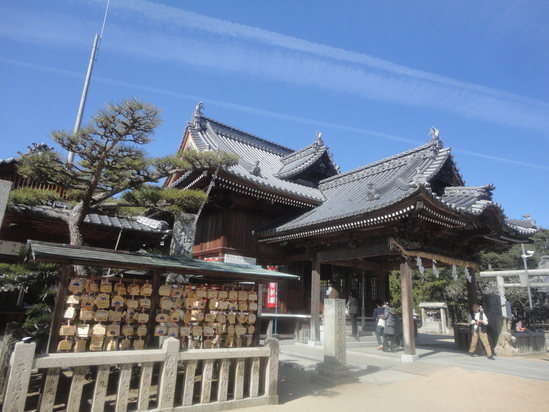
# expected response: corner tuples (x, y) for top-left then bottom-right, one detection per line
(311, 299), (358, 386)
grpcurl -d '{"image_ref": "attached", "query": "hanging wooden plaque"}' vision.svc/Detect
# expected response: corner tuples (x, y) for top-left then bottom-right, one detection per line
(66, 295), (80, 305)
(99, 280), (112, 293)
(106, 324), (120, 337)
(90, 336), (104, 351)
(87, 280), (99, 293)
(57, 339), (73, 352)
(158, 284), (171, 296)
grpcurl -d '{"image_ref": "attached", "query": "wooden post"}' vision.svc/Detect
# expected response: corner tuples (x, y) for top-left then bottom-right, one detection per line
(146, 270), (162, 348)
(400, 257), (417, 359)
(310, 260), (321, 342)
(361, 259), (366, 327)
(467, 268), (477, 307)
(48, 264), (71, 353)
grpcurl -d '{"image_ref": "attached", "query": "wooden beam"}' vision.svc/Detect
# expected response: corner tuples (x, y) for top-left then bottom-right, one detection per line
(317, 242), (393, 262)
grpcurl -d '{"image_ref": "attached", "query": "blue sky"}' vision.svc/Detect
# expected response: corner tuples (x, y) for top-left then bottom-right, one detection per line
(1, 0), (548, 227)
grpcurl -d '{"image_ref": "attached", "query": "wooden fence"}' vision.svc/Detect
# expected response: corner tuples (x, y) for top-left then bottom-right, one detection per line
(3, 337), (279, 412)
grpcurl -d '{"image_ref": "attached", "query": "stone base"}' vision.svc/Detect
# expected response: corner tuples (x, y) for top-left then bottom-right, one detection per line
(401, 353), (420, 363)
(311, 362), (358, 387)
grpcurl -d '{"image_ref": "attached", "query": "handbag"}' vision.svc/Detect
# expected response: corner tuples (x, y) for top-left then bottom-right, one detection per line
(377, 318), (386, 327)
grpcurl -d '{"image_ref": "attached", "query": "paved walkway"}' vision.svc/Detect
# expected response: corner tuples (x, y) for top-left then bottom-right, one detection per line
(278, 331), (549, 385)
(244, 331), (549, 412)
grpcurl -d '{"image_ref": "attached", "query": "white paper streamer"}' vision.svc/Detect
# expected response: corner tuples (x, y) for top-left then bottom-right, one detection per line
(417, 256), (424, 275)
(432, 259), (439, 278)
(465, 264), (471, 283)
(452, 265), (458, 281)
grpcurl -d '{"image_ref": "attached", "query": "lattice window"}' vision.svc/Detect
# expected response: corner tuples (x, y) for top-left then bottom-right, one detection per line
(370, 276), (378, 300)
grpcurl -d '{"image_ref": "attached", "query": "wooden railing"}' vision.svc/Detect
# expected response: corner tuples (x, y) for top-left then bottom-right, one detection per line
(3, 338), (279, 412)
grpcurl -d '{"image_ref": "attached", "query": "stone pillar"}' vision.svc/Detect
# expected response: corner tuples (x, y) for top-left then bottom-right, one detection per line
(440, 307), (448, 334)
(311, 299), (357, 386)
(420, 307), (427, 326)
(4, 341), (35, 412)
(264, 338), (279, 404)
(157, 337), (180, 410)
(496, 276), (510, 317)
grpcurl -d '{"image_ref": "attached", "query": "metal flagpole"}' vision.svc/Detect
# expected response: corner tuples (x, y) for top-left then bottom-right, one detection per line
(67, 0), (111, 163)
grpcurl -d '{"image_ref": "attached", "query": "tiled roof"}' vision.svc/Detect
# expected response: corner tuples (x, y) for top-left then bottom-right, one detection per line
(178, 108), (536, 241)
(14, 205), (170, 233)
(178, 110), (332, 204)
(275, 134), (339, 180)
(256, 135), (458, 235)
(84, 213), (170, 232)
(1, 143), (53, 164)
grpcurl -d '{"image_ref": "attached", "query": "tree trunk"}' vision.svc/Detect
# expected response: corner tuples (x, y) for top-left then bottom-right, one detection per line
(69, 204), (86, 246)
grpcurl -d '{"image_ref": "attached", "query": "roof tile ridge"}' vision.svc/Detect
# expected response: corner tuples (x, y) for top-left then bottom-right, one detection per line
(319, 137), (440, 188)
(276, 146), (327, 179)
(257, 191), (415, 235)
(201, 115), (294, 154)
(279, 136), (325, 164)
(229, 169), (325, 202)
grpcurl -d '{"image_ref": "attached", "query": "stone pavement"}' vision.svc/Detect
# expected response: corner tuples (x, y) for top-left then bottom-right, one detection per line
(277, 330), (549, 385)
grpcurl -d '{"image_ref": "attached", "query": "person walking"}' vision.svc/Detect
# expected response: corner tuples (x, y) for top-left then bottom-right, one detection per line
(326, 280), (339, 299)
(372, 300), (385, 350)
(382, 302), (397, 352)
(468, 303), (495, 360)
(346, 290), (360, 341)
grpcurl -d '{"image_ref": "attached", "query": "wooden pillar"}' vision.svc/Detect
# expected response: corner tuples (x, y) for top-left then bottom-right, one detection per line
(310, 260), (321, 342)
(146, 270), (162, 348)
(48, 264), (71, 353)
(466, 268), (477, 307)
(360, 259), (366, 326)
(400, 257), (416, 357)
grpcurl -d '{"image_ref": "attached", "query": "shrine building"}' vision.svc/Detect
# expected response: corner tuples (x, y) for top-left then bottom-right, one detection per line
(164, 103), (537, 356)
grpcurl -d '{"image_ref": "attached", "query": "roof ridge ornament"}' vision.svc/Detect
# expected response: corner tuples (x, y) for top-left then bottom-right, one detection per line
(409, 167), (430, 189)
(249, 160), (261, 176)
(315, 131), (324, 145)
(366, 182), (380, 201)
(192, 102), (204, 125)
(429, 126), (440, 140)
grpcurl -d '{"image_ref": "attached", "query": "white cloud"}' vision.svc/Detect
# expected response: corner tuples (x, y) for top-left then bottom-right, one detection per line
(3, 0), (549, 134)
(104, 0), (549, 132)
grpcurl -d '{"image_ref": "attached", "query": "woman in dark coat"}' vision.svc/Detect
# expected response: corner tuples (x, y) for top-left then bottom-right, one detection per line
(346, 290), (360, 341)
(382, 302), (397, 352)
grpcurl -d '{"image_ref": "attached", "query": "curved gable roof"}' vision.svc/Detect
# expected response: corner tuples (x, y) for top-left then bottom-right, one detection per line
(256, 135), (456, 235)
(275, 134), (339, 182)
(175, 106), (328, 204)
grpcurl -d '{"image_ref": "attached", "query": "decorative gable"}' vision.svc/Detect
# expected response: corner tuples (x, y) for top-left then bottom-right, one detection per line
(275, 132), (339, 186)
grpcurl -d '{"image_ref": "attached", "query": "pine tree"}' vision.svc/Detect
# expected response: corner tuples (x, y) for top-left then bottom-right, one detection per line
(11, 98), (238, 246)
